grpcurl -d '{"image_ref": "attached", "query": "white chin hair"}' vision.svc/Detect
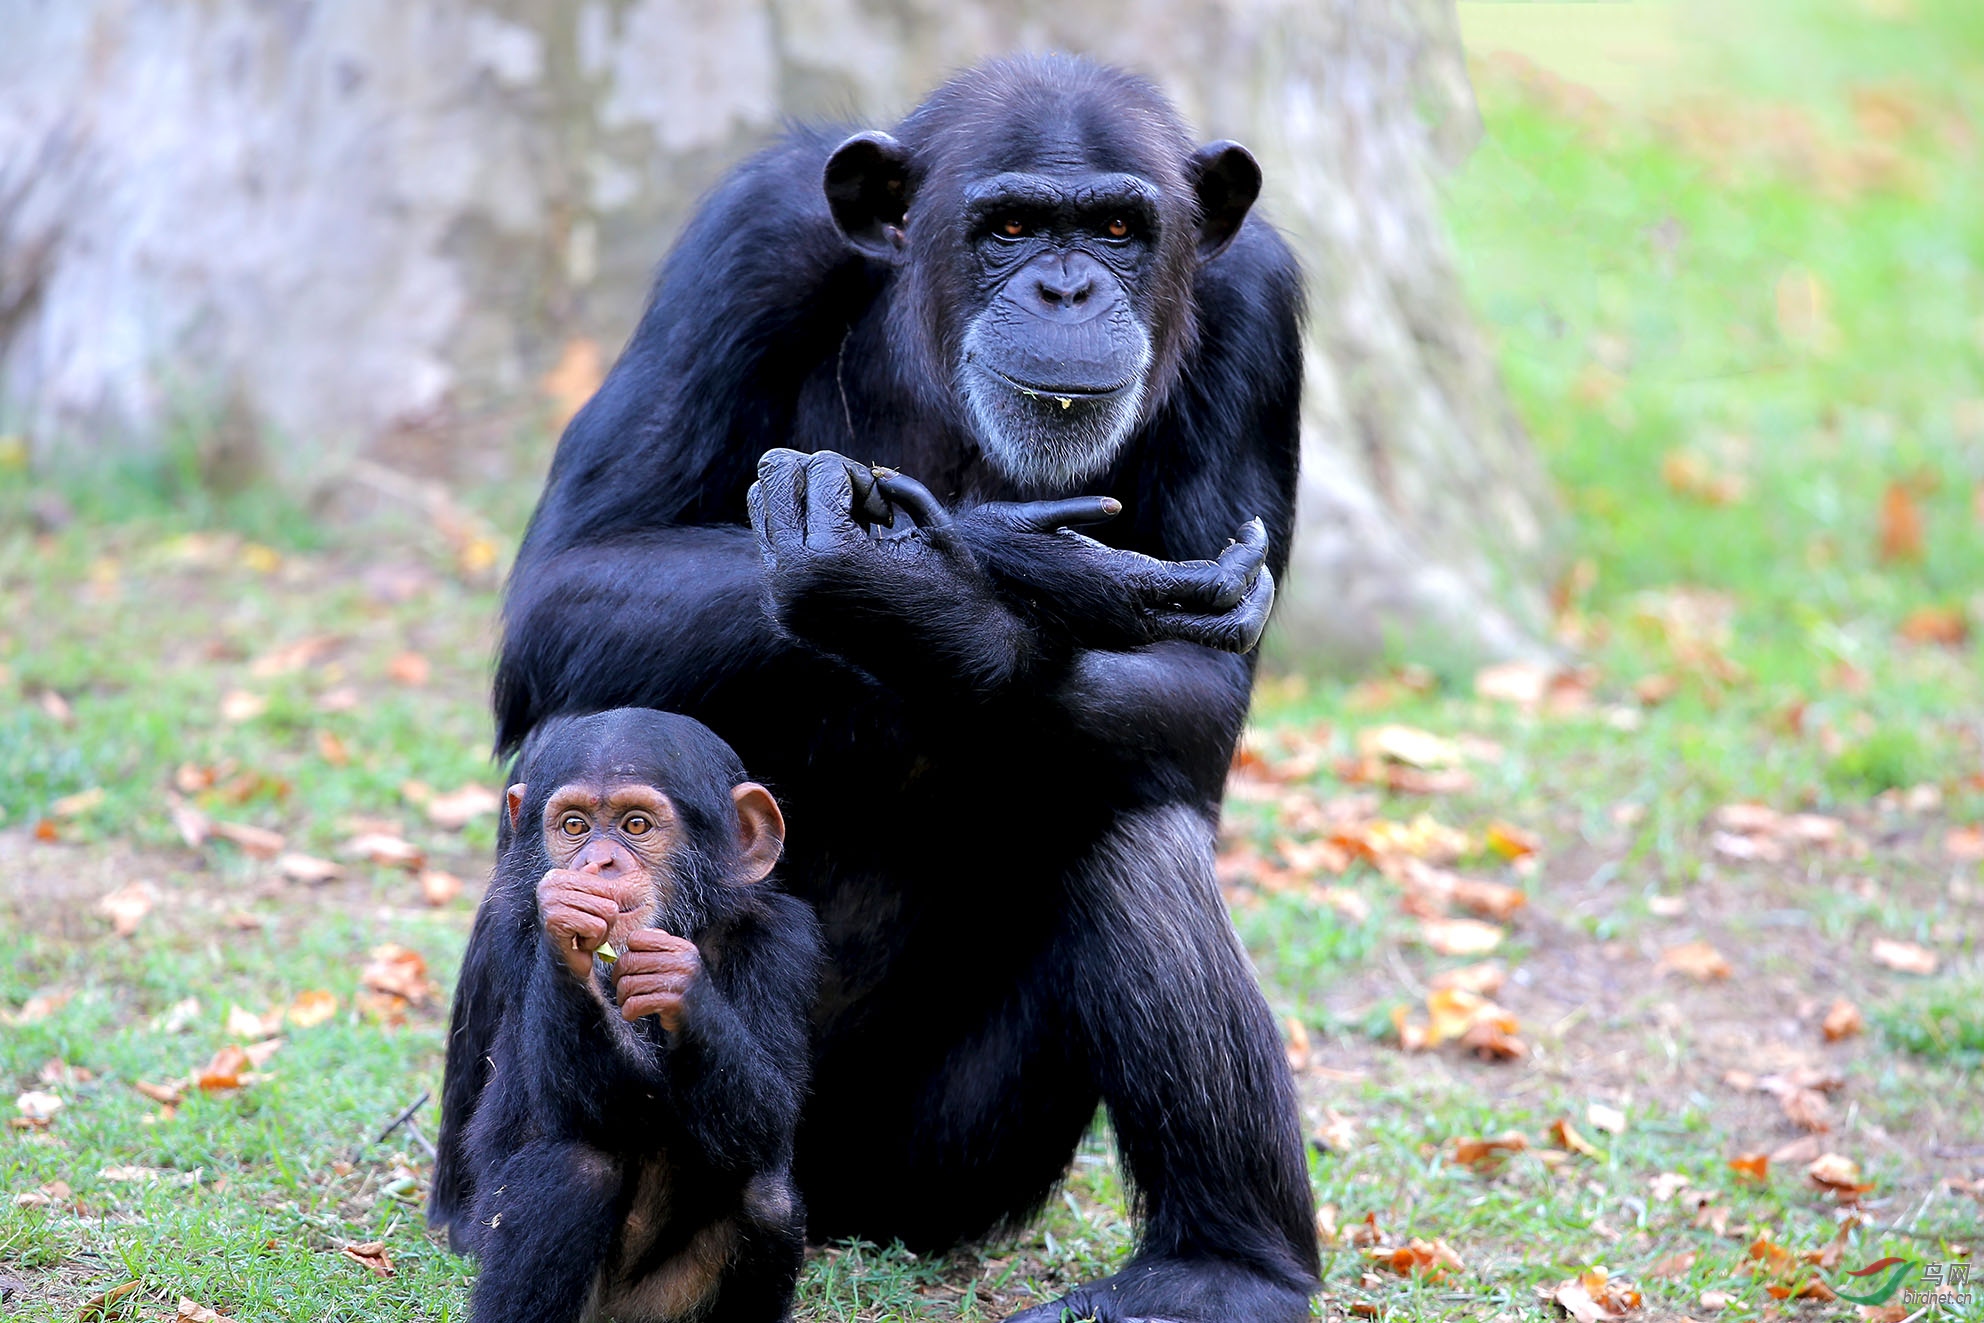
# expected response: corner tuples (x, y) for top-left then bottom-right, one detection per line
(962, 365), (1147, 492)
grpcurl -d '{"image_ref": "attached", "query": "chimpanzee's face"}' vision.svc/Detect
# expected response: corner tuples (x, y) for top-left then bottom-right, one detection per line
(952, 166), (1161, 489)
(823, 70), (1262, 493)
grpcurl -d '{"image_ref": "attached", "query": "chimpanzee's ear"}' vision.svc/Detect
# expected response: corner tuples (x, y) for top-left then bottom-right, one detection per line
(825, 131), (911, 263)
(730, 783), (786, 883)
(506, 783), (528, 833)
(1188, 140), (1262, 263)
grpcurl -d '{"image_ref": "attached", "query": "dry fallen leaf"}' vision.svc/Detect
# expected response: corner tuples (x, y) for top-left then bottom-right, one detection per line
(249, 634), (340, 678)
(1807, 1152), (1874, 1199)
(243, 1037), (283, 1068)
(1869, 938), (1938, 975)
(211, 821), (286, 858)
(419, 869), (463, 906)
(1448, 877), (1528, 922)
(1587, 1103), (1627, 1135)
(1366, 1237), (1463, 1279)
(1946, 825), (1984, 861)
(1898, 604), (1968, 646)
(1429, 961), (1506, 996)
(1877, 481), (1924, 563)
(1357, 724), (1464, 769)
(1450, 1131), (1529, 1172)
(14, 1090), (63, 1123)
(219, 689), (268, 723)
(14, 1178), (72, 1208)
(79, 1281), (141, 1319)
(1475, 660), (1556, 706)
(1285, 1016), (1312, 1072)
(96, 881), (159, 937)
(1549, 1118), (1602, 1158)
(1547, 1269), (1642, 1322)
(1698, 1289), (1735, 1312)
(1484, 821), (1540, 860)
(361, 944), (434, 1003)
(1729, 1153), (1770, 1183)
(1821, 998), (1865, 1042)
(177, 1298), (239, 1323)
(1315, 1110), (1360, 1154)
(133, 1080), (183, 1106)
(5, 990), (72, 1026)
(99, 1165), (161, 1183)
(276, 853), (342, 884)
(424, 784), (501, 830)
(341, 1241), (396, 1278)
(167, 795), (212, 847)
(51, 787), (106, 817)
(225, 1005), (281, 1039)
(341, 833), (425, 871)
(542, 335), (605, 428)
(286, 990), (338, 1028)
(195, 1045), (251, 1092)
(1419, 917), (1506, 957)
(1647, 1252), (1696, 1279)
(385, 652), (431, 686)
(1659, 941), (1734, 982)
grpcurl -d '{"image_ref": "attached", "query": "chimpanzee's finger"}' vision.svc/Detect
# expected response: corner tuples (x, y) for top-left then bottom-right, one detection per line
(871, 469), (954, 530)
(801, 451), (858, 550)
(545, 906), (609, 943)
(1217, 517), (1268, 588)
(1147, 565), (1274, 653)
(998, 496), (1122, 533)
(619, 928), (691, 953)
(752, 450), (809, 556)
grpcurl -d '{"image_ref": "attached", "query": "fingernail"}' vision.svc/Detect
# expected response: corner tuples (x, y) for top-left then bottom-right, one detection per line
(1101, 498), (1122, 515)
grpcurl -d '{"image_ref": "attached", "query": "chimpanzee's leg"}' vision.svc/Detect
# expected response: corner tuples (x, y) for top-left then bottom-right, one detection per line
(467, 1140), (624, 1323)
(798, 933), (1104, 1250)
(1007, 805), (1319, 1323)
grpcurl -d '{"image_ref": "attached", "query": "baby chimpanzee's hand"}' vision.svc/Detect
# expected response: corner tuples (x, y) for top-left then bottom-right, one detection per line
(611, 930), (703, 1032)
(538, 869), (650, 980)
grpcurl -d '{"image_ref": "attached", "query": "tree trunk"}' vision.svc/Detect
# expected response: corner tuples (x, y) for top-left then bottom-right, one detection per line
(0, 0), (1558, 665)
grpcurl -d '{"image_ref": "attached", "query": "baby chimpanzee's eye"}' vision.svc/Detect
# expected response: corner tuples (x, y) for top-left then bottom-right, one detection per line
(621, 814), (652, 837)
(561, 814), (589, 837)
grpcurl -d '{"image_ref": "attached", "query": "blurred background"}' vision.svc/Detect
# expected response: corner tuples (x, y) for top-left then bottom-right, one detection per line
(3, 1), (1980, 1319)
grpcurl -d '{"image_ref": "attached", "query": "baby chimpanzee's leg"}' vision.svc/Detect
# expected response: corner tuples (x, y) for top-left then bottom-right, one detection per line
(468, 1140), (625, 1323)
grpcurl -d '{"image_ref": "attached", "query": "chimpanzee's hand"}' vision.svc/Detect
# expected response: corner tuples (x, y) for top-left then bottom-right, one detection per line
(1019, 517), (1276, 654)
(748, 448), (1102, 684)
(537, 867), (656, 981)
(610, 930), (702, 1033)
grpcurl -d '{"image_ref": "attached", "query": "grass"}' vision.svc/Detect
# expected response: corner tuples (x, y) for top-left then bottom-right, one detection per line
(4, 0), (1984, 1317)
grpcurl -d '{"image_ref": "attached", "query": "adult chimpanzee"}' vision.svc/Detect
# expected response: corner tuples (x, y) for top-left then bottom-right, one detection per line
(471, 54), (1316, 1323)
(434, 708), (821, 1323)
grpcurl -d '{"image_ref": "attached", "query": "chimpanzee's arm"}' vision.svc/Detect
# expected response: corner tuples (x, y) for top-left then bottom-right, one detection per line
(656, 895), (822, 1173)
(521, 942), (670, 1135)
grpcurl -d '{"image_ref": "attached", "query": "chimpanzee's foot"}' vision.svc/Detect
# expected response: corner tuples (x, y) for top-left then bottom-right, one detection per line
(1002, 1256), (1315, 1323)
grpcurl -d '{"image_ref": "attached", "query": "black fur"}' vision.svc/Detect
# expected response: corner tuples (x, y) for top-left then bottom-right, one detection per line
(471, 55), (1315, 1323)
(433, 709), (822, 1323)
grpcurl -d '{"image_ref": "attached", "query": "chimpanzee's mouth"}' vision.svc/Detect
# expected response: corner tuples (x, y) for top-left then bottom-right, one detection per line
(986, 367), (1133, 402)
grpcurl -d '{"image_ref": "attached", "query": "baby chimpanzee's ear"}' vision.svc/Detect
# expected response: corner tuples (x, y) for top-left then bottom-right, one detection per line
(506, 783), (528, 833)
(730, 783), (785, 883)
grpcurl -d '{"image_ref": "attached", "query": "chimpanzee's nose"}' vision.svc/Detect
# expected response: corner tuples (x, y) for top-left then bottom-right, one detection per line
(579, 841), (622, 876)
(1019, 255), (1110, 322)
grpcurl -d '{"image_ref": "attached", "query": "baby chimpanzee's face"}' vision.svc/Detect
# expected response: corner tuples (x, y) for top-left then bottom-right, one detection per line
(541, 781), (681, 877)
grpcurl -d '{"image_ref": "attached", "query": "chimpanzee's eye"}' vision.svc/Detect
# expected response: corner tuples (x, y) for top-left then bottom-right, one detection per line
(621, 814), (651, 837)
(1105, 218), (1129, 238)
(561, 814), (589, 837)
(999, 218), (1027, 238)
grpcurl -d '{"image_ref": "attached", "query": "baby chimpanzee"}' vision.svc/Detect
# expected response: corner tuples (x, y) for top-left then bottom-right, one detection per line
(431, 708), (822, 1323)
